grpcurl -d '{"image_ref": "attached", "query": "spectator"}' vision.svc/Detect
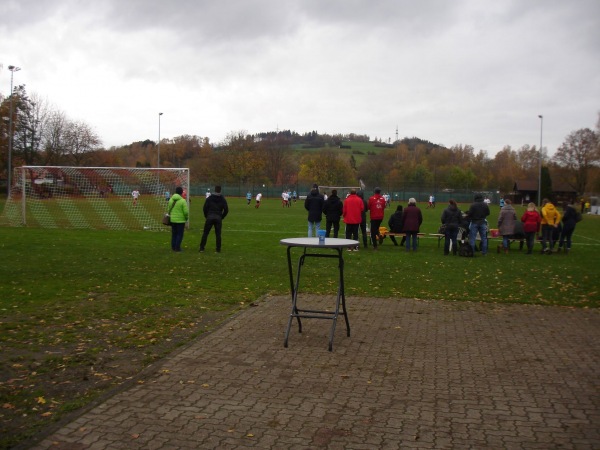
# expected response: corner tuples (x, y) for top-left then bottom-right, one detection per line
(367, 187), (387, 250)
(357, 190), (369, 249)
(540, 198), (562, 254)
(557, 202), (578, 255)
(343, 189), (364, 251)
(168, 186), (189, 252)
(466, 193), (491, 256)
(388, 205), (405, 246)
(304, 184), (325, 237)
(199, 185), (228, 253)
(441, 199), (462, 256)
(497, 199), (517, 254)
(401, 198), (423, 252)
(521, 203), (541, 254)
(323, 189), (343, 238)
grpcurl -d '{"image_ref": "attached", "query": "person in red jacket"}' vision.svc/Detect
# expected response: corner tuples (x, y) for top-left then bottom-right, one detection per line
(367, 187), (387, 250)
(343, 189), (364, 251)
(521, 202), (541, 254)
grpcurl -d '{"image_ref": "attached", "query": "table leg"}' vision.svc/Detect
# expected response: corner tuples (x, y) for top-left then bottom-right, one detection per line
(284, 247), (305, 348)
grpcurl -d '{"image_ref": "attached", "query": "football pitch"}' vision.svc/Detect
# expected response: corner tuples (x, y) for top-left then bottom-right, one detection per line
(0, 195), (599, 447)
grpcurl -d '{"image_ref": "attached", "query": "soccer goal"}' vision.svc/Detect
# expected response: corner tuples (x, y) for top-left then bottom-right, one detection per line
(318, 186), (361, 198)
(1, 166), (190, 231)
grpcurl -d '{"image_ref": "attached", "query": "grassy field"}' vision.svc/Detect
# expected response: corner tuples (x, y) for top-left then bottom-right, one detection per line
(1, 196), (599, 447)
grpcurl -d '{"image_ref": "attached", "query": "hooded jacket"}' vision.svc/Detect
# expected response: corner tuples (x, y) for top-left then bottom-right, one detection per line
(541, 202), (561, 226)
(203, 193), (228, 220)
(343, 193), (364, 225)
(304, 189), (325, 222)
(521, 210), (541, 233)
(323, 194), (343, 221)
(168, 194), (189, 224)
(441, 204), (462, 230)
(466, 195), (490, 223)
(497, 204), (517, 236)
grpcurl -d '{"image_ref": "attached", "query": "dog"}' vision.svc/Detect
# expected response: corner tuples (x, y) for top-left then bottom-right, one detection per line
(458, 241), (474, 257)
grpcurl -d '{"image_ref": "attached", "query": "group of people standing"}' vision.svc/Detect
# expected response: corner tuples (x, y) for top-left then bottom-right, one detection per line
(304, 185), (424, 252)
(167, 185), (229, 253)
(440, 194), (579, 256)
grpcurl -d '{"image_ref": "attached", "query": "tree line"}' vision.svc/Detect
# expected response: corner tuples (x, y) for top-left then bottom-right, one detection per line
(1, 85), (599, 196)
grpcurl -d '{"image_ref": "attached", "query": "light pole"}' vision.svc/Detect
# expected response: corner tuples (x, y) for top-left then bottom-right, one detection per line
(157, 112), (163, 168)
(7, 65), (21, 198)
(538, 115), (543, 206)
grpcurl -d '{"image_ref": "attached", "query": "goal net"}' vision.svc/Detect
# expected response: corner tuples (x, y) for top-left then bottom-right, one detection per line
(317, 186), (361, 198)
(1, 166), (190, 231)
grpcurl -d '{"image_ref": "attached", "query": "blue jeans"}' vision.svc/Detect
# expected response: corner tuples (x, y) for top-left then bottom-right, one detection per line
(308, 221), (321, 237)
(469, 221), (488, 254)
(405, 231), (418, 251)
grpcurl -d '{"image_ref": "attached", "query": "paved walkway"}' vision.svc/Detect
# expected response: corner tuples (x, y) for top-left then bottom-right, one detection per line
(33, 296), (600, 449)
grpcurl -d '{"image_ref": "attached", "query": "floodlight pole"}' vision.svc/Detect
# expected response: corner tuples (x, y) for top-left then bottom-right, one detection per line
(538, 115), (543, 206)
(7, 65), (21, 199)
(157, 112), (163, 169)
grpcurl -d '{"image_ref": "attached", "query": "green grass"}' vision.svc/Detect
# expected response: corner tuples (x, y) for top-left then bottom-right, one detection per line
(0, 196), (599, 447)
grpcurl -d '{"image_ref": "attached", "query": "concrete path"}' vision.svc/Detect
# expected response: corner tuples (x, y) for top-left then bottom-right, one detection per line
(32, 296), (600, 449)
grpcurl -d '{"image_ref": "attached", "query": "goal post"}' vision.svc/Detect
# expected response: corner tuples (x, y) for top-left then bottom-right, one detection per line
(1, 166), (190, 231)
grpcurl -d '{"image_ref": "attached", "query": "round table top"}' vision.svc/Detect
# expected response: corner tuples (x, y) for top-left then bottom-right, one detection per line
(280, 237), (360, 248)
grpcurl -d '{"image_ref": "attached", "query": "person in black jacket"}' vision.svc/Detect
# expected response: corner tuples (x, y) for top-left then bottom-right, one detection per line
(441, 199), (463, 255)
(557, 202), (578, 254)
(322, 189), (343, 238)
(466, 193), (491, 255)
(199, 185), (229, 253)
(387, 205), (405, 246)
(304, 184), (325, 237)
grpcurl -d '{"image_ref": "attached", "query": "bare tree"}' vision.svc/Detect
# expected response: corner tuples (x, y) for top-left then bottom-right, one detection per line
(65, 120), (102, 166)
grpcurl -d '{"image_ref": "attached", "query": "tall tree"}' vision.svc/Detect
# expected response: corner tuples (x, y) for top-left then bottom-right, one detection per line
(553, 128), (600, 194)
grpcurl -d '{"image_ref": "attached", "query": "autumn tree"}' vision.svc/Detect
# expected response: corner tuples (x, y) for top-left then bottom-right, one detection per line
(552, 128), (600, 194)
(298, 150), (356, 186)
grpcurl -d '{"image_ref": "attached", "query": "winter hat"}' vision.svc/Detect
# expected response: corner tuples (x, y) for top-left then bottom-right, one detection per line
(408, 198), (416, 205)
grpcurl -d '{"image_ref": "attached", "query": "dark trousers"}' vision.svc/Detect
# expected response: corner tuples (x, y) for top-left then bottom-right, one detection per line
(559, 226), (574, 250)
(345, 223), (359, 243)
(444, 227), (459, 255)
(170, 222), (185, 251)
(370, 219), (383, 248)
(326, 219), (340, 238)
(524, 231), (536, 253)
(359, 220), (368, 247)
(200, 217), (223, 251)
(389, 235), (406, 246)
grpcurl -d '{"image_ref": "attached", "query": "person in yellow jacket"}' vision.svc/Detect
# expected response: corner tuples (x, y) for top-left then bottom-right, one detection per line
(540, 198), (561, 254)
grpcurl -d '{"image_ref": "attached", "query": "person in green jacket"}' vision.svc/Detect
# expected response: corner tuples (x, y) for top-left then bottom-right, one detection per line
(168, 186), (189, 252)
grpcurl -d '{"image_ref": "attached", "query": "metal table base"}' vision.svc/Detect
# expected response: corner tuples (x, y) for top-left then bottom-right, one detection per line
(280, 238), (359, 351)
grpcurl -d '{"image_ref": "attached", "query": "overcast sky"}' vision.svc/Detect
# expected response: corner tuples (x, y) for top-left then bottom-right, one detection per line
(2, 0), (599, 156)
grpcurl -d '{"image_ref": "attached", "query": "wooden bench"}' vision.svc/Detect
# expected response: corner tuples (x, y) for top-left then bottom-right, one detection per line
(383, 232), (425, 246)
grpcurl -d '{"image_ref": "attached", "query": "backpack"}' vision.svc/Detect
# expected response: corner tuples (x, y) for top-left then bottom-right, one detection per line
(458, 241), (474, 257)
(575, 211), (583, 223)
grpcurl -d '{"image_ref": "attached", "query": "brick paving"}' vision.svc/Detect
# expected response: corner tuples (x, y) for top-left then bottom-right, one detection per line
(32, 296), (600, 449)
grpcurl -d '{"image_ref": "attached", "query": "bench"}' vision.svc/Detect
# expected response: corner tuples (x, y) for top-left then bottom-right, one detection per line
(383, 232), (425, 246)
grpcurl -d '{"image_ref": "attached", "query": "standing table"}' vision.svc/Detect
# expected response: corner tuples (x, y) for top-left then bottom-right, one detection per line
(280, 237), (359, 351)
